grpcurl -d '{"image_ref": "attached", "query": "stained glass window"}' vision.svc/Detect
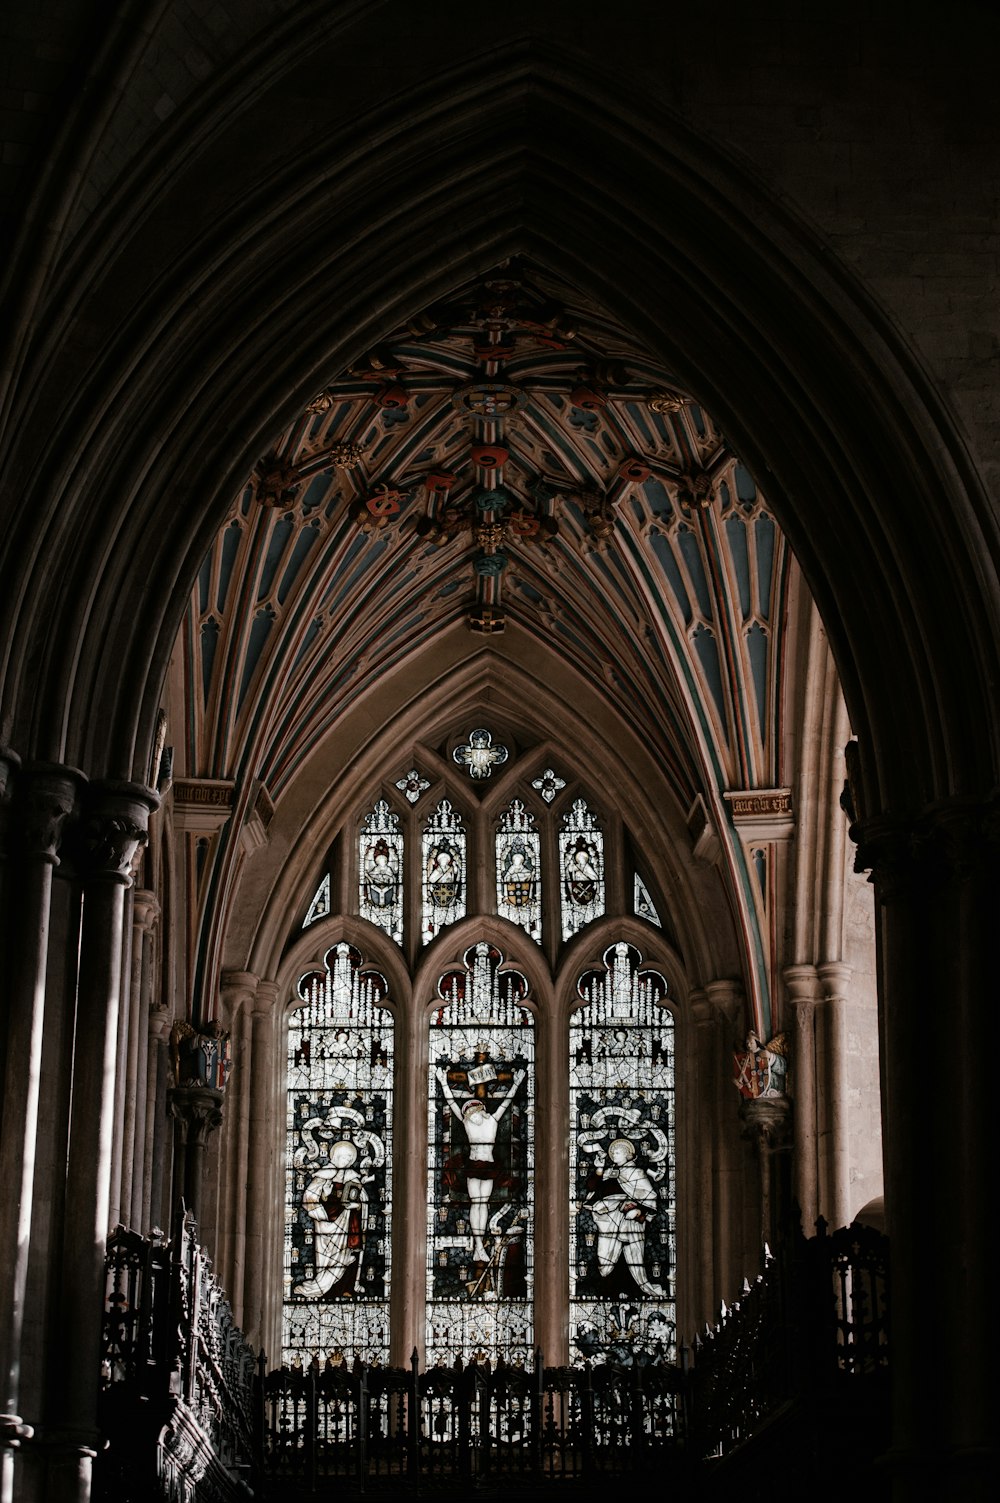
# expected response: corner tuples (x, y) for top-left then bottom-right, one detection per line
(495, 798), (542, 940)
(359, 799), (404, 945)
(303, 871), (330, 927)
(569, 942), (675, 1367)
(559, 797), (606, 940)
(426, 942), (534, 1363)
(422, 798), (467, 945)
(283, 943), (393, 1365)
(634, 873), (662, 927)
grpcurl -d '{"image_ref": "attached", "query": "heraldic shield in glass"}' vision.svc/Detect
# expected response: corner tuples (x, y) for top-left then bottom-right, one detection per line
(570, 942), (676, 1366)
(283, 942), (393, 1365)
(426, 942), (534, 1363)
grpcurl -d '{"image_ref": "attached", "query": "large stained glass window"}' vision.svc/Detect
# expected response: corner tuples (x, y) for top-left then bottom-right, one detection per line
(359, 798), (404, 945)
(283, 942), (394, 1365)
(559, 797), (606, 940)
(422, 798), (467, 945)
(426, 942), (535, 1363)
(569, 942), (675, 1366)
(495, 798), (542, 940)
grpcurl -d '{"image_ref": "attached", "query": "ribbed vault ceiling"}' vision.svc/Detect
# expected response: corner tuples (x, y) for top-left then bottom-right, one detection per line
(181, 263), (790, 824)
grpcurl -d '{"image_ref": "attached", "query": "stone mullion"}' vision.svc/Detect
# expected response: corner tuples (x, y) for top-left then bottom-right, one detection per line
(45, 780), (157, 1503)
(390, 982), (426, 1366)
(532, 982), (565, 1366)
(0, 761), (79, 1503)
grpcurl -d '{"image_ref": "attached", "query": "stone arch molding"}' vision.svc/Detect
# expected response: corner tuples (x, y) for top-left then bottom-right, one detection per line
(2, 24), (997, 815)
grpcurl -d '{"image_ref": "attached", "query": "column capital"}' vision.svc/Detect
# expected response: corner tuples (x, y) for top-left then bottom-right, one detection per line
(850, 794), (1000, 901)
(739, 1094), (793, 1152)
(702, 977), (743, 1024)
(132, 887), (160, 932)
(253, 979), (281, 1015)
(168, 1086), (225, 1146)
(221, 970), (260, 1013)
(17, 762), (84, 864)
(782, 962), (820, 1006)
(76, 780), (160, 885)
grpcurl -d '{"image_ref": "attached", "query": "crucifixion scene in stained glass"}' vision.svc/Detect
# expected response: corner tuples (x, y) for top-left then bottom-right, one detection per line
(426, 942), (534, 1363)
(569, 942), (676, 1367)
(283, 943), (393, 1365)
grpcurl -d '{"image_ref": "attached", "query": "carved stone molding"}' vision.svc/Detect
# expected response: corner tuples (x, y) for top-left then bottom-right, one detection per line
(739, 1095), (793, 1153)
(0, 1412), (33, 1451)
(76, 781), (159, 884)
(0, 746), (21, 801)
(850, 795), (1000, 901)
(168, 1086), (225, 1147)
(19, 763), (82, 864)
(131, 888), (160, 934)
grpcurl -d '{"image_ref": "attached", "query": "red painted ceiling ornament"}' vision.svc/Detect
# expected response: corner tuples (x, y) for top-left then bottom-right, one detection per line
(508, 512), (541, 539)
(618, 457), (651, 483)
(425, 471), (458, 493)
(472, 444), (509, 470)
(364, 485), (404, 518)
(374, 382), (410, 409)
(474, 338), (516, 361)
(570, 383), (607, 411)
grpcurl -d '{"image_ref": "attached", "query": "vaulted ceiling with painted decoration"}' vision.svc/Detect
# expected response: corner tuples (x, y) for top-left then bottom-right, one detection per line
(175, 263), (797, 1029)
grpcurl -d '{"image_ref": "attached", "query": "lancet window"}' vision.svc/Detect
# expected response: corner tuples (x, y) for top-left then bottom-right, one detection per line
(495, 798), (541, 938)
(560, 797), (606, 940)
(283, 943), (394, 1365)
(359, 799), (404, 943)
(570, 943), (675, 1365)
(422, 798), (468, 944)
(426, 943), (535, 1363)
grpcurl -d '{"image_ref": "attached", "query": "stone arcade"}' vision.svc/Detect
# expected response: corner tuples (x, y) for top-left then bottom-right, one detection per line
(0, 3), (996, 1500)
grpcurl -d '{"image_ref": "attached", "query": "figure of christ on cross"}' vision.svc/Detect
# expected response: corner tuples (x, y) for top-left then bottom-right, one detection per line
(436, 1063), (526, 1262)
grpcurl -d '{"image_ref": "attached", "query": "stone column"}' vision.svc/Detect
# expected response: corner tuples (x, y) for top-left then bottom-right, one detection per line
(852, 801), (996, 1501)
(218, 972), (258, 1327)
(45, 780), (157, 1503)
(243, 981), (279, 1356)
(0, 762), (79, 1503)
(703, 978), (744, 1307)
(816, 959), (852, 1230)
(783, 962), (820, 1232)
(119, 890), (158, 1229)
(738, 1095), (793, 1252)
(143, 1005), (172, 1232)
(129, 894), (159, 1227)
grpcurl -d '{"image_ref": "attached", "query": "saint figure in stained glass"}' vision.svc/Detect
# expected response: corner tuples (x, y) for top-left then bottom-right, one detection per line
(569, 942), (675, 1367)
(421, 799), (466, 944)
(294, 1107), (385, 1298)
(495, 798), (541, 937)
(559, 798), (606, 939)
(284, 943), (393, 1365)
(359, 799), (403, 945)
